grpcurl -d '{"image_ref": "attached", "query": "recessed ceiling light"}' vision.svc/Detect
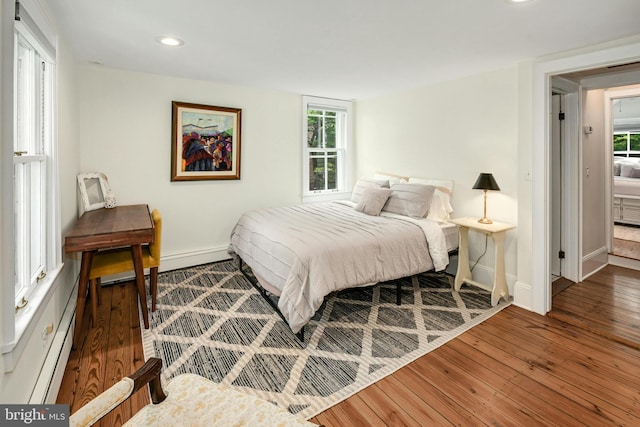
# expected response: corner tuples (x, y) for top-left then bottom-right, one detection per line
(506, 0), (533, 3)
(156, 36), (184, 47)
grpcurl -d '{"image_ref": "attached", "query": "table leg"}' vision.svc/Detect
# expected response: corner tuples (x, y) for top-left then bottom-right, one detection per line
(131, 244), (150, 328)
(454, 226), (471, 291)
(491, 231), (509, 306)
(73, 251), (94, 350)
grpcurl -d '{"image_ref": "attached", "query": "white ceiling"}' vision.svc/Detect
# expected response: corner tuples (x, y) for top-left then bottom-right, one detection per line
(47, 0), (640, 100)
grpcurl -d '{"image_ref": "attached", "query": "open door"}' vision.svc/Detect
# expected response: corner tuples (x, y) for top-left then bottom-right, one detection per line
(551, 94), (563, 278)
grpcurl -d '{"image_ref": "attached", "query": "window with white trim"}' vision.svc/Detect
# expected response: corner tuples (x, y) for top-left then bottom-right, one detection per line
(302, 96), (352, 202)
(613, 130), (640, 158)
(11, 4), (59, 319)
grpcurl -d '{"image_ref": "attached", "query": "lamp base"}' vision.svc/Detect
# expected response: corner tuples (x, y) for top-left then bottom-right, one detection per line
(477, 217), (493, 224)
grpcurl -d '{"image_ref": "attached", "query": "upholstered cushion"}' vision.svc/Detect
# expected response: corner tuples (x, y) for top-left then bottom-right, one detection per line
(355, 187), (393, 216)
(350, 177), (389, 204)
(70, 378), (134, 427)
(383, 183), (435, 218)
(125, 374), (316, 427)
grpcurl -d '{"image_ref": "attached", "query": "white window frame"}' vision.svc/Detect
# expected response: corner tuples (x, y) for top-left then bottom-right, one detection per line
(613, 130), (640, 157)
(1, 0), (62, 356)
(302, 96), (352, 203)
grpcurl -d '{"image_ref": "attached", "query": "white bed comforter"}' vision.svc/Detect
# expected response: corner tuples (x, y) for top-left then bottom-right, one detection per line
(614, 176), (640, 198)
(229, 201), (449, 333)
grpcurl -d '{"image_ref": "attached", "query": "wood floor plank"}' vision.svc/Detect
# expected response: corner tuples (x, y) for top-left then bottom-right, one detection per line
(57, 266), (640, 426)
(59, 284), (113, 412)
(373, 374), (454, 426)
(390, 364), (486, 426)
(437, 341), (594, 427)
(465, 321), (639, 425)
(100, 283), (131, 427)
(355, 383), (422, 426)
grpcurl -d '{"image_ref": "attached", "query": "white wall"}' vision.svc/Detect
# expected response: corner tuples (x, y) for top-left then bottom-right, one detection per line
(581, 89), (609, 277)
(354, 67), (519, 291)
(582, 89), (607, 254)
(78, 67), (303, 268)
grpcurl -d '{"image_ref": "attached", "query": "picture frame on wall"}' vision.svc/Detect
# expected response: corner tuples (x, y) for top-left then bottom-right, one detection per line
(171, 101), (242, 181)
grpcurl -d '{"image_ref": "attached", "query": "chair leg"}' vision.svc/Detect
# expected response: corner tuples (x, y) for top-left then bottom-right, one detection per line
(96, 277), (102, 305)
(150, 267), (158, 312)
(89, 279), (99, 327)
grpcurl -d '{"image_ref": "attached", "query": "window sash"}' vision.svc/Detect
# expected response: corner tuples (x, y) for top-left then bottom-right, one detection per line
(304, 104), (347, 194)
(613, 131), (640, 156)
(13, 27), (53, 304)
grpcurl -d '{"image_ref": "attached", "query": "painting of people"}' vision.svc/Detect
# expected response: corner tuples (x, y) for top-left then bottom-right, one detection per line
(171, 101), (241, 181)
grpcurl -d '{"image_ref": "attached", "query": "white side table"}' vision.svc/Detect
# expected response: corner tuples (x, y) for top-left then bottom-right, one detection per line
(449, 217), (515, 306)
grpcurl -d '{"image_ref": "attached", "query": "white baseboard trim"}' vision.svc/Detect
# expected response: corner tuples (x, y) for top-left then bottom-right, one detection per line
(160, 246), (232, 272)
(581, 246), (609, 280)
(31, 277), (78, 404)
(464, 264), (521, 308)
(99, 245), (232, 284)
(608, 254), (640, 270)
(512, 281), (533, 311)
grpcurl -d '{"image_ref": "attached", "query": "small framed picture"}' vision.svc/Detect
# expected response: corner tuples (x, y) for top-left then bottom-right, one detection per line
(77, 172), (110, 215)
(171, 101), (242, 181)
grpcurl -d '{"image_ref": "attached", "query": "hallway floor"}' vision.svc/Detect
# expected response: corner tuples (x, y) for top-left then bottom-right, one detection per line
(612, 224), (640, 260)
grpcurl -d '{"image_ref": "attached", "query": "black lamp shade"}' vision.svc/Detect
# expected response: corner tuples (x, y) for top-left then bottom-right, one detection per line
(472, 173), (500, 191)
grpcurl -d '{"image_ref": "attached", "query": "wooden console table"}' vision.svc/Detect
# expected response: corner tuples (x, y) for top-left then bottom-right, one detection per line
(65, 204), (154, 349)
(449, 217), (515, 306)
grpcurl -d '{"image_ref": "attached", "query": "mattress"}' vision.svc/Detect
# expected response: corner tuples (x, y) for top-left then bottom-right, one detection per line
(229, 201), (450, 333)
(614, 176), (640, 198)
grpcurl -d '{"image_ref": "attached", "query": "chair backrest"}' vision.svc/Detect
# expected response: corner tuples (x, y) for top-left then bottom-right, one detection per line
(150, 209), (162, 262)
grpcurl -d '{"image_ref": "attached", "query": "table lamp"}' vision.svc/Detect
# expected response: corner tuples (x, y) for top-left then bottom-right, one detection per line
(473, 173), (500, 224)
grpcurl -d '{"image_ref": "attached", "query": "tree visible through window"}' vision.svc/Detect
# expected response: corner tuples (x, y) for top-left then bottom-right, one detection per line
(613, 131), (640, 158)
(302, 96), (351, 199)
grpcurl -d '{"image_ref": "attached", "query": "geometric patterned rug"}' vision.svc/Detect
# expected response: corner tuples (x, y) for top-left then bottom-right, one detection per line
(141, 260), (511, 420)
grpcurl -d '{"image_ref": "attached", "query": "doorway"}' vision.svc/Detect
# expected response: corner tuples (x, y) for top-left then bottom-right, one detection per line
(533, 43), (640, 316)
(607, 91), (640, 261)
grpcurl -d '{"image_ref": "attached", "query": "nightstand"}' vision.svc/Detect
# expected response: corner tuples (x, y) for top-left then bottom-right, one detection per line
(449, 217), (515, 306)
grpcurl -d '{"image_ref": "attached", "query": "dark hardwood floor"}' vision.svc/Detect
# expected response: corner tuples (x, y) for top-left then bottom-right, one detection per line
(58, 266), (640, 426)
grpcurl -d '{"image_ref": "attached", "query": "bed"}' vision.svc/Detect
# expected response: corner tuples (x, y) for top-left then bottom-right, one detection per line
(613, 158), (640, 225)
(229, 174), (457, 338)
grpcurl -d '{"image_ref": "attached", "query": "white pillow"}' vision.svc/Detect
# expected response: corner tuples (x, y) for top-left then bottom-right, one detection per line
(382, 183), (435, 218)
(351, 177), (389, 204)
(408, 177), (454, 222)
(355, 187), (393, 216)
(374, 171), (409, 186)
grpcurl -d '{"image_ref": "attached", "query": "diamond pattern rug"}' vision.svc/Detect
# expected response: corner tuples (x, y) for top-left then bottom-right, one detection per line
(141, 260), (510, 419)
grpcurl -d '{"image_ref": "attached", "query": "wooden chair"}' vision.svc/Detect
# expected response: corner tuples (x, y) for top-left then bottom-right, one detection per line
(69, 358), (320, 427)
(88, 209), (162, 324)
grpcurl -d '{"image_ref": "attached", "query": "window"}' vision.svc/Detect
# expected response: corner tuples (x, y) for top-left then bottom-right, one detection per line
(6, 2), (60, 344)
(302, 96), (352, 202)
(613, 131), (640, 158)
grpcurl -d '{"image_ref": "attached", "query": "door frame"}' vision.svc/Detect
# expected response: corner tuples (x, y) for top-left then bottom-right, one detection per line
(532, 41), (640, 315)
(604, 86), (640, 252)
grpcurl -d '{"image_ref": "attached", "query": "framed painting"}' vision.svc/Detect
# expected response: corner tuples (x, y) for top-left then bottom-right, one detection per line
(171, 101), (242, 181)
